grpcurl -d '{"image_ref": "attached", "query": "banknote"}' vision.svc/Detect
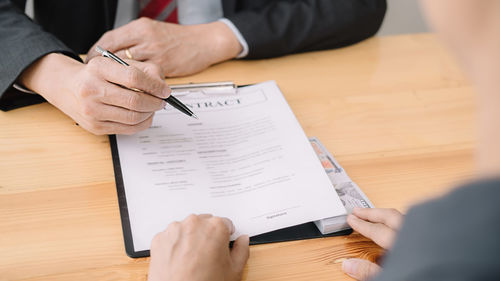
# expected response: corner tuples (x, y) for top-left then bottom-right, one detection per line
(309, 137), (374, 234)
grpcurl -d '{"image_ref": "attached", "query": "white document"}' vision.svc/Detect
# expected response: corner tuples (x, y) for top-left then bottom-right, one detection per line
(116, 81), (346, 252)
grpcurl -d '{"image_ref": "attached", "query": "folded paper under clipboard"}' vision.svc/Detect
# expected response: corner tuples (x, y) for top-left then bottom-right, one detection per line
(109, 81), (352, 258)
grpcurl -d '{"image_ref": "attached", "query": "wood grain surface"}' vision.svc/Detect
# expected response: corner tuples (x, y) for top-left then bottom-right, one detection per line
(0, 33), (477, 281)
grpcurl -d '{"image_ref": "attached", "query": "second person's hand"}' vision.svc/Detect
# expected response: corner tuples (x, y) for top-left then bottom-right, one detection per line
(342, 207), (404, 281)
(85, 18), (242, 77)
(148, 214), (250, 281)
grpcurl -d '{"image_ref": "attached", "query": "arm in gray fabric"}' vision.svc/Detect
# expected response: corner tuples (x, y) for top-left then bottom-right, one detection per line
(371, 178), (500, 281)
(0, 0), (81, 111)
(225, 0), (387, 59)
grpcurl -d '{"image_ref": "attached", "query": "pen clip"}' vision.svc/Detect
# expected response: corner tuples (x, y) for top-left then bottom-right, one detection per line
(170, 81), (237, 97)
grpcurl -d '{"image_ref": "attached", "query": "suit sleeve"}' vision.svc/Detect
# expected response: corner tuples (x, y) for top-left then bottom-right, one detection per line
(370, 178), (500, 281)
(225, 0), (387, 59)
(0, 0), (81, 111)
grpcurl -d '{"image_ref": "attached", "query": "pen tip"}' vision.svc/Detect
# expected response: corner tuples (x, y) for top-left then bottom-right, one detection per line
(192, 113), (199, 120)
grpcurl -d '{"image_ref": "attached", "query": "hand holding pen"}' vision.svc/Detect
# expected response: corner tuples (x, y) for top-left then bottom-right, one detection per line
(19, 51), (172, 135)
(96, 46), (198, 119)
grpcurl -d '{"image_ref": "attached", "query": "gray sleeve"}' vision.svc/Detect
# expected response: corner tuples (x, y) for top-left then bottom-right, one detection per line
(371, 178), (500, 281)
(0, 0), (81, 111)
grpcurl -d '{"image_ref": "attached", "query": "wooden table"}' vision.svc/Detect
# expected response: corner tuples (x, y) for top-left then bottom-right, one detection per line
(0, 33), (477, 281)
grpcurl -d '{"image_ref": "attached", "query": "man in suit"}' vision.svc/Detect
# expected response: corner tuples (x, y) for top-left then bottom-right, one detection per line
(0, 0), (386, 135)
(85, 0), (388, 77)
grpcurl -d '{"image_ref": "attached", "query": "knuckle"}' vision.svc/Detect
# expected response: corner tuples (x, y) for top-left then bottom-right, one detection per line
(161, 222), (180, 238)
(75, 79), (95, 99)
(76, 94), (97, 117)
(81, 103), (94, 117)
(388, 208), (400, 216)
(149, 63), (162, 77)
(100, 85), (111, 100)
(183, 214), (200, 228)
(186, 214), (198, 221)
(135, 17), (153, 30)
(190, 215), (209, 233)
(166, 221), (181, 233)
(149, 83), (163, 97)
(87, 122), (105, 136)
(86, 57), (103, 71)
(101, 30), (113, 40)
(125, 68), (140, 85)
(137, 17), (149, 24)
(126, 93), (141, 110)
(209, 217), (226, 229)
(151, 230), (171, 249)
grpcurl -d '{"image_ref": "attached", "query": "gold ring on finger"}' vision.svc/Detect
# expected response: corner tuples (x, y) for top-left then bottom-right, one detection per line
(125, 48), (133, 60)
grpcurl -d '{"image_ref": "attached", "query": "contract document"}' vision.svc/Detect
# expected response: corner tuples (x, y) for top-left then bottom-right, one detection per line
(115, 81), (346, 252)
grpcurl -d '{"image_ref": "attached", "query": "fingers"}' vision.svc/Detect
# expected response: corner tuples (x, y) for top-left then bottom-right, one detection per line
(197, 214), (214, 219)
(115, 46), (152, 62)
(79, 114), (154, 135)
(99, 82), (166, 112)
(342, 258), (381, 281)
(219, 217), (235, 235)
(86, 40), (136, 64)
(231, 235), (250, 274)
(182, 214), (234, 236)
(87, 56), (170, 99)
(70, 59), (166, 135)
(347, 214), (396, 249)
(86, 18), (159, 62)
(100, 114), (154, 135)
(96, 105), (154, 125)
(352, 207), (403, 230)
(125, 59), (166, 80)
(85, 46), (100, 63)
(149, 214), (247, 281)
(86, 27), (140, 63)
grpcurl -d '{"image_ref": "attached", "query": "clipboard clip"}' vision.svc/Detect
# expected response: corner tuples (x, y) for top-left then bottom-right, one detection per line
(170, 81), (237, 96)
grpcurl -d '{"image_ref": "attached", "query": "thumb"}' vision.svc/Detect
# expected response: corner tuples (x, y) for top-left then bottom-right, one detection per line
(342, 258), (381, 281)
(85, 45), (99, 64)
(230, 235), (250, 273)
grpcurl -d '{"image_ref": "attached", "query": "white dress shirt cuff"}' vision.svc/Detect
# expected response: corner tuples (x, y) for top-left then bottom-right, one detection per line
(218, 18), (249, 59)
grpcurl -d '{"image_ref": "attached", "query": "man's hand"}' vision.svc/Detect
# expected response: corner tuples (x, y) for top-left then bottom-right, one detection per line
(19, 53), (170, 135)
(148, 214), (249, 281)
(86, 18), (242, 77)
(342, 207), (404, 281)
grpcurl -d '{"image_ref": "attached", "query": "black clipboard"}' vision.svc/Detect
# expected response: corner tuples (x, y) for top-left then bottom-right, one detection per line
(108, 83), (352, 258)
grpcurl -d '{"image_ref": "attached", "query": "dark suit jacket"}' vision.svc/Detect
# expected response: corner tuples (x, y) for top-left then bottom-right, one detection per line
(372, 178), (500, 281)
(0, 0), (387, 111)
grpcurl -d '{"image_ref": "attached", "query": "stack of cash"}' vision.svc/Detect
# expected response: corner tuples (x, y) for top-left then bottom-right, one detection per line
(309, 137), (374, 234)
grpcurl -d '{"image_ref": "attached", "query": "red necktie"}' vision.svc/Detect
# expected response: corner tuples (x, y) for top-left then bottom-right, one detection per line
(139, 0), (178, 23)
